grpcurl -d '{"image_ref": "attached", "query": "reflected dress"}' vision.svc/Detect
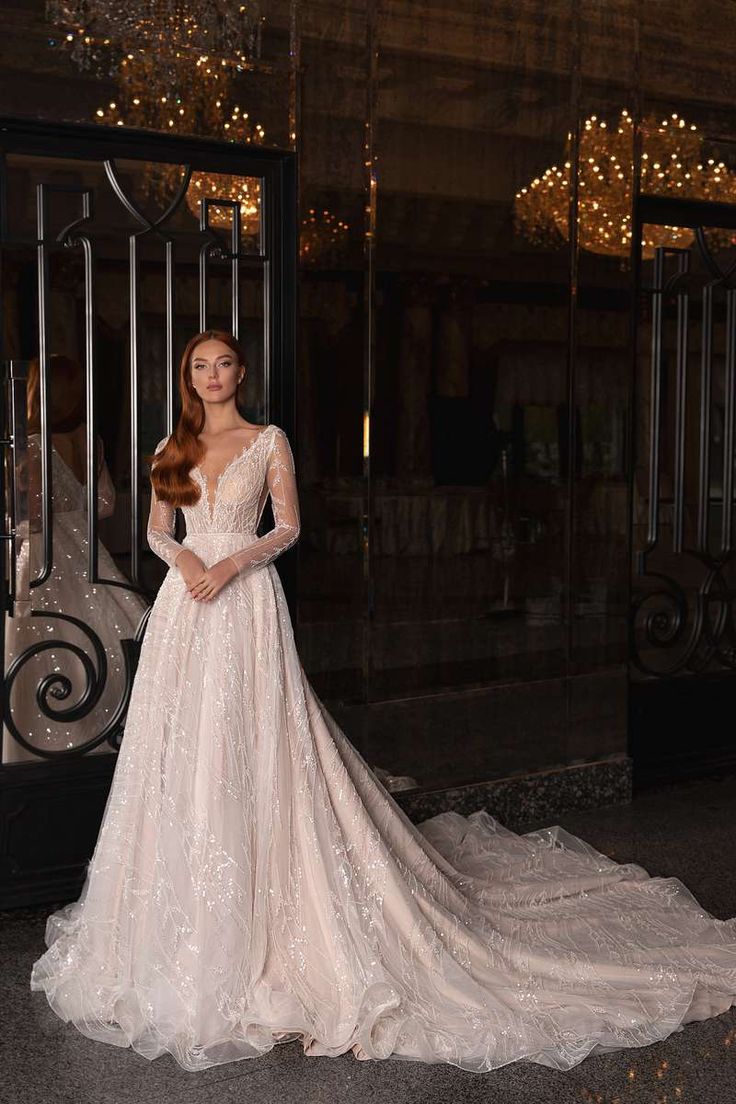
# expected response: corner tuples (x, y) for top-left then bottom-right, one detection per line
(30, 423), (736, 1072)
(3, 432), (148, 762)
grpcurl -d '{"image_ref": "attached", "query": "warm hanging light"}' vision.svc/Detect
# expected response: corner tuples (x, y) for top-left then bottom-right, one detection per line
(95, 98), (266, 236)
(47, 0), (263, 133)
(63, 1), (349, 255)
(46, 0), (261, 64)
(299, 207), (351, 265)
(514, 110), (736, 259)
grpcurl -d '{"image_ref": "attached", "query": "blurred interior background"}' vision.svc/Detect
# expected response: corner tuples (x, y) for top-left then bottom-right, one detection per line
(4, 1), (736, 884)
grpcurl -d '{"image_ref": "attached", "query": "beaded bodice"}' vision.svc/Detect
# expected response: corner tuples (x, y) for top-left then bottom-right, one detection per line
(146, 423), (300, 576)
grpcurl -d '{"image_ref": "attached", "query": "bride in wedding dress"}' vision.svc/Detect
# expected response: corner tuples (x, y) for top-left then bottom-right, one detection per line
(30, 330), (736, 1074)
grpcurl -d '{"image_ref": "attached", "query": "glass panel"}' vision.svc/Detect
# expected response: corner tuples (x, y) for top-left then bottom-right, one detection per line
(37, 0), (297, 151)
(632, 224), (736, 680)
(566, 1), (637, 766)
(112, 158), (264, 255)
(366, 0), (574, 787)
(640, 0), (736, 200)
(0, 149), (268, 762)
(295, 3), (370, 704)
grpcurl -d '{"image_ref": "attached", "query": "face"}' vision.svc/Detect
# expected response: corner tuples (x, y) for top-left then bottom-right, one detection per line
(188, 338), (244, 403)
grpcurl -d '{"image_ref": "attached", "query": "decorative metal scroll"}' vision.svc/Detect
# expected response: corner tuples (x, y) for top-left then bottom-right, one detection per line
(632, 232), (736, 676)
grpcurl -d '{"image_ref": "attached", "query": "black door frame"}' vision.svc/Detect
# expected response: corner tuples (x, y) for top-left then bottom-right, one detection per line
(629, 193), (736, 787)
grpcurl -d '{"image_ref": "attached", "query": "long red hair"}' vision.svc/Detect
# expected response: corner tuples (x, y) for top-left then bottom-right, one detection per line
(27, 354), (86, 433)
(145, 329), (248, 507)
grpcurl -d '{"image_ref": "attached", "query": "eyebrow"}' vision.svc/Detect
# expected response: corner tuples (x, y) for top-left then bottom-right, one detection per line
(192, 354), (233, 364)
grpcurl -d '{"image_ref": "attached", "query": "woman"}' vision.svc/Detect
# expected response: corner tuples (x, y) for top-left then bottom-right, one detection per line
(30, 330), (736, 1073)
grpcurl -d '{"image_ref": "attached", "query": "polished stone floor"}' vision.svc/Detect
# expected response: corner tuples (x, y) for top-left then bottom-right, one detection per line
(3, 770), (736, 1104)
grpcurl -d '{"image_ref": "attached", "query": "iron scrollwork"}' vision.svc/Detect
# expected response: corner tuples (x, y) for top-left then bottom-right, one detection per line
(2, 134), (266, 760)
(632, 233), (736, 676)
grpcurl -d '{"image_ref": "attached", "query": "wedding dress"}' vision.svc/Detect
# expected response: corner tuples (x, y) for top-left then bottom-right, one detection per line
(30, 423), (736, 1072)
(3, 432), (148, 762)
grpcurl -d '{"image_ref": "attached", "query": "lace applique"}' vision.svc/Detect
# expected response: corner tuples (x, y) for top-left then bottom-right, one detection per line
(146, 425), (300, 574)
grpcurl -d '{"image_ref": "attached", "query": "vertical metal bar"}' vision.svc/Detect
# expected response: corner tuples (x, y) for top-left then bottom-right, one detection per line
(0, 365), (9, 626)
(0, 150), (8, 243)
(165, 238), (175, 431)
(0, 367), (7, 612)
(672, 258), (689, 555)
(721, 286), (736, 555)
(284, 0), (300, 445)
(262, 177), (272, 423)
(198, 195), (209, 333)
(698, 282), (714, 554)
(363, 0), (378, 703)
(627, 4), (642, 695)
(231, 202), (240, 340)
(288, 0), (300, 160)
(80, 229), (97, 582)
(646, 247), (665, 550)
(129, 233), (140, 581)
(6, 361), (29, 613)
(0, 157), (8, 669)
(36, 184), (52, 585)
(563, 0), (582, 712)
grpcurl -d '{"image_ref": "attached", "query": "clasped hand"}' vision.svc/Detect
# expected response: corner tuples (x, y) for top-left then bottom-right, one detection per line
(176, 550), (239, 601)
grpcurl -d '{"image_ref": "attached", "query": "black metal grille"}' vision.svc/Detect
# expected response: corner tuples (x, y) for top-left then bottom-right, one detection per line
(0, 116), (296, 761)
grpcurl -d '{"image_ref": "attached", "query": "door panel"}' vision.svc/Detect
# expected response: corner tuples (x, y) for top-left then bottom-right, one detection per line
(0, 118), (296, 905)
(630, 195), (736, 781)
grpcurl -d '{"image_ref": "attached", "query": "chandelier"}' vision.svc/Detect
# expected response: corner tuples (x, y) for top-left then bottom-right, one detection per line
(299, 208), (351, 265)
(96, 98), (352, 257)
(51, 1), (351, 257)
(514, 110), (736, 259)
(47, 0), (262, 133)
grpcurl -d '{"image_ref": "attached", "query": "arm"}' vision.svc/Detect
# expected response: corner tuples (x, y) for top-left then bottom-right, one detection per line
(226, 426), (300, 576)
(146, 436), (188, 568)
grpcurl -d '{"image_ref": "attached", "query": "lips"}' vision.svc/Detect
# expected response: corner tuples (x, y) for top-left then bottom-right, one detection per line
(207, 385), (222, 390)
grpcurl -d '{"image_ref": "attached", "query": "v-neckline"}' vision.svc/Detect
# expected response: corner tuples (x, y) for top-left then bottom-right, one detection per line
(192, 425), (271, 521)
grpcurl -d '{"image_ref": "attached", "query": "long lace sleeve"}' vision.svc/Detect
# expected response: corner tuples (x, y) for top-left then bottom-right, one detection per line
(146, 436), (187, 569)
(226, 426), (300, 575)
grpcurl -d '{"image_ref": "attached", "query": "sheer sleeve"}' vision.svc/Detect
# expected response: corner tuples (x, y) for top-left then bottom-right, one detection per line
(226, 426), (300, 576)
(146, 436), (187, 569)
